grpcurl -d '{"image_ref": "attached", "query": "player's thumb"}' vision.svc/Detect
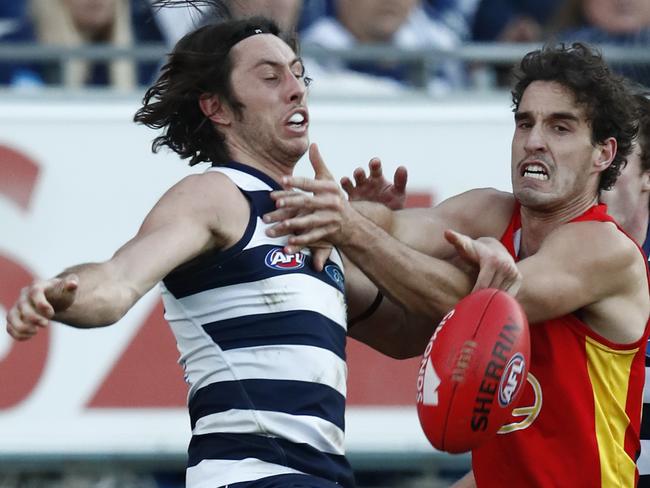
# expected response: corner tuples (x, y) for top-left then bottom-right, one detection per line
(47, 274), (79, 311)
(310, 143), (334, 181)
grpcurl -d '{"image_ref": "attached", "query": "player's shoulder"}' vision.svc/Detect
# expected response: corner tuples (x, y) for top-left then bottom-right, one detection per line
(552, 220), (643, 270)
(165, 170), (246, 210)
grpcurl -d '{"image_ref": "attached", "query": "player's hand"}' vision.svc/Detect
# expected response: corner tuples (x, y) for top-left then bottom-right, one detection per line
(444, 230), (521, 296)
(341, 158), (408, 210)
(265, 144), (354, 254)
(6, 274), (79, 341)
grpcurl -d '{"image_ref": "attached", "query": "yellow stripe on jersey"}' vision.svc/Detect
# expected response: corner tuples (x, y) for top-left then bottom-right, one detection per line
(585, 336), (638, 487)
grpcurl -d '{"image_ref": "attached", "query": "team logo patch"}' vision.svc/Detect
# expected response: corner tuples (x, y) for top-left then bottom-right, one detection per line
(497, 352), (526, 407)
(265, 247), (305, 270)
(325, 264), (345, 291)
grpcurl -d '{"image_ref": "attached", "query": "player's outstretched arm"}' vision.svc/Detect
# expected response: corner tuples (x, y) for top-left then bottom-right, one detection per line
(6, 172), (247, 338)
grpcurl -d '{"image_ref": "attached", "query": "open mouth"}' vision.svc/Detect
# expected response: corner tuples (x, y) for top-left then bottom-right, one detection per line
(286, 110), (308, 130)
(521, 163), (549, 181)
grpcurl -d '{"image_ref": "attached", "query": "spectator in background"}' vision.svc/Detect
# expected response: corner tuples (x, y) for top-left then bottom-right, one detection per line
(0, 2), (27, 37)
(472, 0), (561, 42)
(426, 0), (480, 41)
(225, 0), (303, 33)
(470, 0), (563, 87)
(0, 0), (163, 89)
(151, 0), (315, 46)
(300, 0), (465, 94)
(551, 0), (650, 87)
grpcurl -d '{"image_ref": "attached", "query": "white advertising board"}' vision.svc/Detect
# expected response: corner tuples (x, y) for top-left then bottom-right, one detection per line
(0, 94), (514, 460)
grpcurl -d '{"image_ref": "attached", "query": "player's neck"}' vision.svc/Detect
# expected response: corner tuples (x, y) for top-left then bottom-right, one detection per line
(227, 144), (297, 184)
(518, 195), (599, 257)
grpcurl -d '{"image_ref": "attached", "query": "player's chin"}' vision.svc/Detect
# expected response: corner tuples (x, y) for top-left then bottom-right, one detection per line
(283, 137), (309, 161)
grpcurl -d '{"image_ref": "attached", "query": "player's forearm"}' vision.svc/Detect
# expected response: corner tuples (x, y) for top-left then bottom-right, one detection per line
(341, 211), (473, 319)
(350, 201), (396, 233)
(54, 262), (140, 327)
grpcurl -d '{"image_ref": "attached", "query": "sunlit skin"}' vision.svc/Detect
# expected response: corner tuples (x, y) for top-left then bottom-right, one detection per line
(511, 81), (615, 226)
(203, 34), (310, 182)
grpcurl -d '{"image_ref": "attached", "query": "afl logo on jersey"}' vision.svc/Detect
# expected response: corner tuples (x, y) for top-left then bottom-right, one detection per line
(265, 247), (305, 270)
(497, 352), (526, 407)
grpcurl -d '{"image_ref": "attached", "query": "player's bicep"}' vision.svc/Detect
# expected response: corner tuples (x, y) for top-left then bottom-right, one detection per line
(110, 216), (214, 296)
(106, 174), (240, 298)
(515, 222), (636, 325)
(391, 189), (512, 258)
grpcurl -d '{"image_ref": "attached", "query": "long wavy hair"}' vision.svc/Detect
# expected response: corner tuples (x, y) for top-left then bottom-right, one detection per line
(134, 11), (296, 166)
(511, 43), (639, 192)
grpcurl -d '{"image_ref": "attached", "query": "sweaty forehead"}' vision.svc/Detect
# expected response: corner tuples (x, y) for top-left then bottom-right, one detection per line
(229, 34), (296, 70)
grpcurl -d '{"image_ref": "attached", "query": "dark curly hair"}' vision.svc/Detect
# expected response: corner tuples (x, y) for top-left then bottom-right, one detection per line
(511, 43), (639, 192)
(134, 15), (297, 166)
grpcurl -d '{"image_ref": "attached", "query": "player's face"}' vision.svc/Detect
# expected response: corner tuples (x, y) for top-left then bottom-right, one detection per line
(511, 80), (607, 211)
(227, 34), (309, 169)
(602, 141), (649, 227)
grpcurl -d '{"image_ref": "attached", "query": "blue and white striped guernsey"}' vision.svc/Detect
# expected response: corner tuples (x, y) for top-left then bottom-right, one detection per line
(160, 162), (354, 488)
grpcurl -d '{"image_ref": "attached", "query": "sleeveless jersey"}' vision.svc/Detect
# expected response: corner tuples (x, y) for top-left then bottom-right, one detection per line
(638, 223), (650, 486)
(159, 163), (354, 488)
(473, 203), (650, 488)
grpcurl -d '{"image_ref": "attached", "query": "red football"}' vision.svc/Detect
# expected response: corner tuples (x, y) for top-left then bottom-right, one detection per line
(416, 288), (530, 454)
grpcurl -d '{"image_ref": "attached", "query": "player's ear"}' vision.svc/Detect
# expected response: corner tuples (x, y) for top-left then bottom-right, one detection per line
(595, 137), (616, 172)
(199, 94), (232, 126)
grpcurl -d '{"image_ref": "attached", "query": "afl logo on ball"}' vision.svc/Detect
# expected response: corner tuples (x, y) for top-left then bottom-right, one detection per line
(265, 247), (305, 270)
(498, 352), (526, 407)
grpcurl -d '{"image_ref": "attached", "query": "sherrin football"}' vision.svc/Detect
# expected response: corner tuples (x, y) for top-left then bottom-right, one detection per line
(416, 288), (530, 453)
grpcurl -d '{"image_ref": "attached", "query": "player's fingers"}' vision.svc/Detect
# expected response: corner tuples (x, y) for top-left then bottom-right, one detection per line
(280, 176), (339, 195)
(445, 230), (478, 264)
(311, 246), (332, 272)
(269, 190), (299, 201)
(394, 166), (408, 192)
(472, 267), (497, 292)
(27, 285), (55, 318)
(368, 158), (383, 178)
(310, 143), (334, 181)
(353, 167), (367, 186)
(340, 177), (355, 197)
(506, 278), (522, 297)
(266, 210), (340, 238)
(6, 306), (39, 340)
(18, 299), (48, 328)
(275, 194), (343, 214)
(263, 207), (300, 224)
(285, 225), (340, 254)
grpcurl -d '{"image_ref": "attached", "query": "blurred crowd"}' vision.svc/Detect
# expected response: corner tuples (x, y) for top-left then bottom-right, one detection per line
(0, 0), (649, 92)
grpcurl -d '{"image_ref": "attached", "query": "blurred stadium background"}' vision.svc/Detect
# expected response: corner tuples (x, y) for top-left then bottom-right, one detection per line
(1, 0), (649, 487)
